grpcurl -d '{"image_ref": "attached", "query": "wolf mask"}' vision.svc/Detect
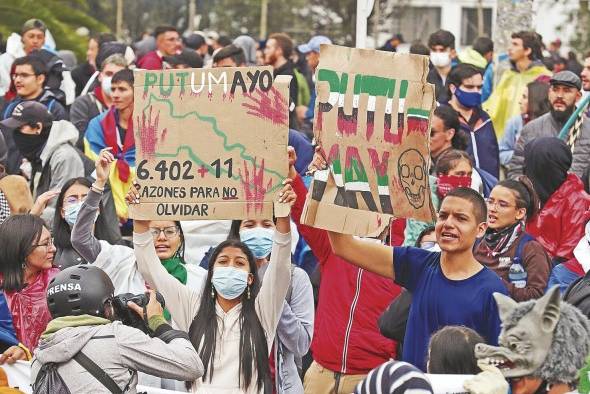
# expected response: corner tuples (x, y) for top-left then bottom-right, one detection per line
(475, 286), (590, 385)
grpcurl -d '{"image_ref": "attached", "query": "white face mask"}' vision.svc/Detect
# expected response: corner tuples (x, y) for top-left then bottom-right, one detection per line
(101, 76), (112, 96)
(430, 51), (451, 68)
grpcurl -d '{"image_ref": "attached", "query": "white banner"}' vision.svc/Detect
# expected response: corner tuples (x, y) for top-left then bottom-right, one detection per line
(2, 361), (474, 394)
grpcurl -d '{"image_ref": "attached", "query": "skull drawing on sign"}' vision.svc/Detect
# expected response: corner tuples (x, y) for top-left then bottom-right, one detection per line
(397, 149), (427, 209)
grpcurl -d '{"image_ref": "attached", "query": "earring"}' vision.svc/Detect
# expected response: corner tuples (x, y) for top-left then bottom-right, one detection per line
(211, 288), (215, 299)
(247, 286), (251, 300)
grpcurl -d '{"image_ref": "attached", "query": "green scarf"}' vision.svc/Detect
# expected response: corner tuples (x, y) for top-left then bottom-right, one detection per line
(42, 315), (111, 339)
(160, 256), (187, 321)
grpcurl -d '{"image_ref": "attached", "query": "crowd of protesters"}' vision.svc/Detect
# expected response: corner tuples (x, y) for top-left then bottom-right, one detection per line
(0, 16), (589, 394)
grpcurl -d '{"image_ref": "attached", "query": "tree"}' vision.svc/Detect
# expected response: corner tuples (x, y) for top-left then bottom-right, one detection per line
(0, 0), (108, 61)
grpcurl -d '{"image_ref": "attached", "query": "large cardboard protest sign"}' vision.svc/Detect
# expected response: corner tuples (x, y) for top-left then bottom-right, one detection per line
(128, 67), (290, 220)
(301, 45), (436, 236)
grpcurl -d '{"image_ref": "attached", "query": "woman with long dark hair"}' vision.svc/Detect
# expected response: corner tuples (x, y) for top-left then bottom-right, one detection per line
(228, 217), (313, 394)
(0, 214), (59, 350)
(499, 80), (550, 166)
(47, 177), (119, 269)
(474, 176), (551, 301)
(130, 179), (296, 393)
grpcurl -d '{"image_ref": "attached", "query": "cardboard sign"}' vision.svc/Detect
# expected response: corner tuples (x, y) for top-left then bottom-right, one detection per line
(128, 67), (290, 220)
(301, 45), (436, 236)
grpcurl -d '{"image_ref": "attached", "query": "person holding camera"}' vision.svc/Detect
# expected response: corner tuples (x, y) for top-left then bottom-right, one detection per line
(128, 174), (296, 393)
(31, 264), (203, 393)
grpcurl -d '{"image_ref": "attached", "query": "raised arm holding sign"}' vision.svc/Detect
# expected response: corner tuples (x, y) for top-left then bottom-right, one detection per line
(305, 46), (507, 374)
(128, 66), (290, 221)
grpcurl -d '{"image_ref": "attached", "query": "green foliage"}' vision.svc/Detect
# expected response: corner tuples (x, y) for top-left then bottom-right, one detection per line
(0, 0), (108, 62)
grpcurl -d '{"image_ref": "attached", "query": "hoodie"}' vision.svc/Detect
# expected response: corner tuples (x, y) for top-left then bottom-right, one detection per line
(0, 33), (25, 97)
(1, 89), (68, 175)
(34, 120), (85, 225)
(233, 35), (258, 66)
(32, 315), (203, 393)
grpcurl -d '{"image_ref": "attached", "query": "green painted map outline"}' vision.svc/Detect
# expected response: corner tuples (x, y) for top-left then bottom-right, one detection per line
(141, 93), (286, 193)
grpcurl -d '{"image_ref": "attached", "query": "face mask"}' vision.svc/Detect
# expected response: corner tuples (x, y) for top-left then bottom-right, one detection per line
(13, 130), (48, 161)
(101, 76), (112, 96)
(430, 51), (451, 68)
(454, 87), (482, 108)
(64, 202), (83, 226)
(212, 266), (249, 300)
(240, 227), (274, 259)
(437, 174), (472, 198)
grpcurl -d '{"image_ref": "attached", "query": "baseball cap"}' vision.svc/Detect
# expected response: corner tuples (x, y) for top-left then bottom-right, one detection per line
(184, 33), (206, 50)
(21, 19), (47, 35)
(0, 101), (54, 130)
(298, 35), (332, 54)
(164, 50), (203, 68)
(550, 70), (582, 90)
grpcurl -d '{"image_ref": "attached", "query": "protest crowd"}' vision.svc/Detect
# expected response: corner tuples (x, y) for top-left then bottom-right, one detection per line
(1, 11), (590, 394)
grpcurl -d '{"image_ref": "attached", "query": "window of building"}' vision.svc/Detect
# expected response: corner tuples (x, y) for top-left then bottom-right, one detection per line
(461, 7), (493, 46)
(388, 6), (442, 44)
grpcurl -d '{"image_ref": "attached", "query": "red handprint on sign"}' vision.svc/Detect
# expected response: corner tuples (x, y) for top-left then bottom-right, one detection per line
(242, 87), (288, 126)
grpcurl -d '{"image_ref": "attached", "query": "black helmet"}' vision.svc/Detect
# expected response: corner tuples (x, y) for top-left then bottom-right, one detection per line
(47, 265), (114, 319)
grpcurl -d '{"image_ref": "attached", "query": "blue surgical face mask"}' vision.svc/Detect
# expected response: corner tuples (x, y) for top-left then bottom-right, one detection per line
(64, 202), (83, 226)
(455, 87), (482, 108)
(101, 76), (112, 96)
(240, 227), (274, 259)
(211, 266), (249, 300)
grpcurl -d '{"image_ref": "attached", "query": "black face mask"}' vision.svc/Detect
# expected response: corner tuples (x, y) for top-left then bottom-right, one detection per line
(13, 128), (49, 161)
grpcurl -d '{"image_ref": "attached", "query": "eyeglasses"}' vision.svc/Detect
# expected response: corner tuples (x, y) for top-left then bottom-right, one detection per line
(12, 73), (36, 80)
(149, 226), (180, 239)
(484, 198), (515, 210)
(33, 238), (54, 249)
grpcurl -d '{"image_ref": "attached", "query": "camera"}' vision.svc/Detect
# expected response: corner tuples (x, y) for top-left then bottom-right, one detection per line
(111, 292), (166, 334)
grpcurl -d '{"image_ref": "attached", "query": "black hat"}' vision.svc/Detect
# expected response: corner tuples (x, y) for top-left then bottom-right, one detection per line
(0, 101), (53, 130)
(47, 265), (115, 319)
(184, 33), (206, 50)
(550, 70), (582, 90)
(164, 49), (203, 68)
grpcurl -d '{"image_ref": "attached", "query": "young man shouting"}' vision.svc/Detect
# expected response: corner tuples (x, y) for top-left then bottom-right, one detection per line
(326, 187), (507, 371)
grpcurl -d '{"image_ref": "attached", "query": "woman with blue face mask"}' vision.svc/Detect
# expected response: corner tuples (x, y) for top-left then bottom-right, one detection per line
(445, 63), (500, 180)
(130, 175), (297, 393)
(228, 214), (314, 394)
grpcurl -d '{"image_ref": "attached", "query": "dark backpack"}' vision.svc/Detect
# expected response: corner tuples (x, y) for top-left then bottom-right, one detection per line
(32, 362), (72, 394)
(564, 270), (590, 318)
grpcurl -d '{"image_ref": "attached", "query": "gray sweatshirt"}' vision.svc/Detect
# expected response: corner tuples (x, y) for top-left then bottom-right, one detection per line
(31, 320), (203, 393)
(507, 111), (590, 178)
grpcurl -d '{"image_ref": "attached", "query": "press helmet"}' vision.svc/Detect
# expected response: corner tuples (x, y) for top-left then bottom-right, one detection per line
(47, 265), (114, 319)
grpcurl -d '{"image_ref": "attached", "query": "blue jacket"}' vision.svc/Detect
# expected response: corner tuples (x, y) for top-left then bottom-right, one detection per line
(288, 129), (313, 176)
(0, 292), (18, 349)
(454, 105), (500, 179)
(499, 115), (524, 166)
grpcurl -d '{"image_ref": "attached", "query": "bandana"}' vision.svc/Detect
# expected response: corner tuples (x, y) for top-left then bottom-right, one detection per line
(436, 175), (472, 199)
(160, 256), (187, 321)
(481, 221), (523, 257)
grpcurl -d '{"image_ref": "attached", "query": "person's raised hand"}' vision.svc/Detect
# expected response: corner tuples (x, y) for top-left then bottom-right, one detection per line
(0, 346), (27, 365)
(307, 145), (328, 175)
(29, 189), (60, 216)
(463, 361), (509, 394)
(278, 178), (296, 209)
(95, 148), (115, 188)
(127, 290), (164, 322)
(125, 181), (141, 206)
